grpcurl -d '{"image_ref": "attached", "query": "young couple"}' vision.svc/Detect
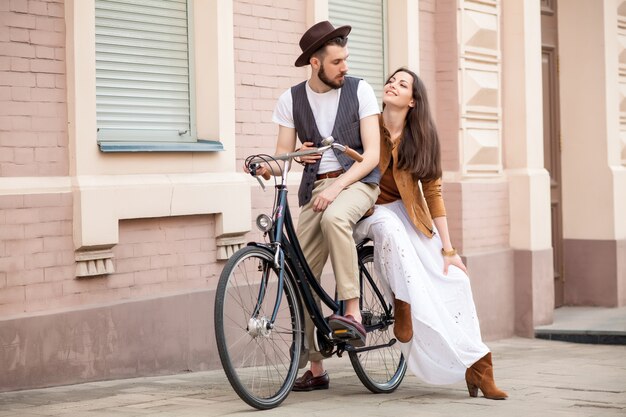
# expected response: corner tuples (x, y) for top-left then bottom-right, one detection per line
(262, 21), (508, 400)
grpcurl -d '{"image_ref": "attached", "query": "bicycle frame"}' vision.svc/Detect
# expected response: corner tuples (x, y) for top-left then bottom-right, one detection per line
(357, 241), (392, 323)
(254, 157), (338, 338)
(247, 150), (393, 351)
(216, 146), (407, 410)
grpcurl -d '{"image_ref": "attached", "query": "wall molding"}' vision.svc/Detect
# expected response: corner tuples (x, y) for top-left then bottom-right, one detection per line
(73, 172), (252, 252)
(0, 177), (72, 196)
(458, 0), (502, 176)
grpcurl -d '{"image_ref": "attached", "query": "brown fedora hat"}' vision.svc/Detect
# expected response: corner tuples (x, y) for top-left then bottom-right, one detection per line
(295, 21), (351, 67)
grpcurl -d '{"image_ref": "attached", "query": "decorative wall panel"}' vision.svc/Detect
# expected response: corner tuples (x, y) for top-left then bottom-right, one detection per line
(619, 1), (626, 165)
(458, 0), (501, 175)
(540, 0), (555, 15)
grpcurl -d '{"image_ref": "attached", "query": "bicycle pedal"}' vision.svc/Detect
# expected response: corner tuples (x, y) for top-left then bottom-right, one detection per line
(332, 328), (359, 340)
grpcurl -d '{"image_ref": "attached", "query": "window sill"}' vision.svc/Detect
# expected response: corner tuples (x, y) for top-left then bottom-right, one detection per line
(98, 140), (224, 153)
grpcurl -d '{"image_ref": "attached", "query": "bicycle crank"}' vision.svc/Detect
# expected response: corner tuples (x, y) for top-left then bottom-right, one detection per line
(345, 338), (397, 353)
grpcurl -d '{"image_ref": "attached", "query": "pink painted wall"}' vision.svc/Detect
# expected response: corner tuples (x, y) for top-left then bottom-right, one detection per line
(433, 0), (460, 174)
(459, 181), (510, 253)
(0, 0), (68, 177)
(0, 193), (74, 317)
(76, 215), (219, 305)
(233, 0), (307, 164)
(234, 0), (308, 239)
(0, 0), (313, 319)
(1, 1), (223, 318)
(418, 0), (436, 107)
(0, 198), (221, 318)
(422, 1), (514, 339)
(0, 0), (73, 317)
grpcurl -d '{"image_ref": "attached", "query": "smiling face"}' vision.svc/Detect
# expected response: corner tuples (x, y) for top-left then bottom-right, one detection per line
(383, 70), (415, 109)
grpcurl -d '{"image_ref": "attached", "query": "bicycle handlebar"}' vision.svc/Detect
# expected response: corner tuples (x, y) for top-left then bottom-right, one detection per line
(334, 143), (364, 163)
(248, 136), (363, 174)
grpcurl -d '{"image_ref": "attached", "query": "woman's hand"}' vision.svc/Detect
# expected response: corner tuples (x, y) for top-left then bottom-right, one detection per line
(443, 253), (467, 275)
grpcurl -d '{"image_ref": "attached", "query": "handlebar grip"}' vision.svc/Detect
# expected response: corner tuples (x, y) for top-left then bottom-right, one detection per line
(261, 170), (271, 180)
(344, 146), (364, 163)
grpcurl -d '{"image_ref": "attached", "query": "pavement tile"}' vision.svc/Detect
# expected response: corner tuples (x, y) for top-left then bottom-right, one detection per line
(0, 338), (624, 417)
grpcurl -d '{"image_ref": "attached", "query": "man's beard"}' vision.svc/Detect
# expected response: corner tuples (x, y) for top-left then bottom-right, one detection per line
(319, 63), (345, 89)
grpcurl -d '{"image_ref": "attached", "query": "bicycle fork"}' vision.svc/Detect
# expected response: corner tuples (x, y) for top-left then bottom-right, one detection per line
(248, 245), (286, 337)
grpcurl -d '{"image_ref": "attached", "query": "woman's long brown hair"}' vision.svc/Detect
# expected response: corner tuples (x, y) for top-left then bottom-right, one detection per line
(385, 67), (442, 180)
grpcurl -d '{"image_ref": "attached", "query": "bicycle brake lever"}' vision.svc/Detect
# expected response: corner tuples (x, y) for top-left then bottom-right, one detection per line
(249, 163), (266, 191)
(255, 175), (266, 191)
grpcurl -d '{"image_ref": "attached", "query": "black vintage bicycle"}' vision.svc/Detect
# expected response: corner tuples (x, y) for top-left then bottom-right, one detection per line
(214, 138), (406, 410)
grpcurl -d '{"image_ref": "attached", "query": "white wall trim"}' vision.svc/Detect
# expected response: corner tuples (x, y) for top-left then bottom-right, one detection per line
(387, 0), (420, 74)
(73, 172), (251, 250)
(0, 177), (72, 195)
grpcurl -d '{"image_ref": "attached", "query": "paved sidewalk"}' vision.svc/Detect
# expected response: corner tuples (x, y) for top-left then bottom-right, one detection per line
(0, 337), (624, 417)
(536, 306), (626, 344)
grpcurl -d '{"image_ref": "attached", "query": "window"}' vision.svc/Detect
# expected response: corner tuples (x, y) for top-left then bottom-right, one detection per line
(329, 0), (387, 102)
(95, 0), (195, 143)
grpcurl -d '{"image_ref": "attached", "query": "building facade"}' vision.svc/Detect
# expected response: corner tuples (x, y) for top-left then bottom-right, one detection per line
(1, 0), (625, 391)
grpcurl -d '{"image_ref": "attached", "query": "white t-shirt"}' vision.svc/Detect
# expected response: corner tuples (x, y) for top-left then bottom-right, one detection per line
(272, 79), (379, 173)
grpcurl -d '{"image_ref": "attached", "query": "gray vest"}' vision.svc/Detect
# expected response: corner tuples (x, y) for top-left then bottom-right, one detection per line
(292, 76), (381, 207)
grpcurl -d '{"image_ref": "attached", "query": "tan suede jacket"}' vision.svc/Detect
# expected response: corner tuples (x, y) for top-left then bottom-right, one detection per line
(379, 115), (446, 238)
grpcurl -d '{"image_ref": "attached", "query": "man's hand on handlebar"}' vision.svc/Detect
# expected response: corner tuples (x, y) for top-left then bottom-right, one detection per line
(244, 138), (364, 200)
(297, 142), (322, 165)
(245, 162), (271, 180)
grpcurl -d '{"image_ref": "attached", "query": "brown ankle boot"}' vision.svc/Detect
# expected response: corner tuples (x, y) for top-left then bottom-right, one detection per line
(393, 298), (413, 343)
(465, 352), (508, 400)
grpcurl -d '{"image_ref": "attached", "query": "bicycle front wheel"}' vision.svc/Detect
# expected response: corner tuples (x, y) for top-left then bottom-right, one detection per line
(350, 245), (407, 393)
(214, 246), (303, 410)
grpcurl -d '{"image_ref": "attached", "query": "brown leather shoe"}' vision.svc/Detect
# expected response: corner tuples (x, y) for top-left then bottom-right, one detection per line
(292, 370), (329, 391)
(465, 352), (508, 400)
(328, 314), (366, 347)
(393, 298), (413, 343)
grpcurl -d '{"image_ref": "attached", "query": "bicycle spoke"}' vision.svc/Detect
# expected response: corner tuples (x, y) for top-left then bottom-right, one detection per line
(350, 246), (406, 393)
(215, 247), (302, 410)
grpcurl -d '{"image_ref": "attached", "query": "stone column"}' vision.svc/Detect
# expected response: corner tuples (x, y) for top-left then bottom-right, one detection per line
(435, 0), (515, 340)
(559, 0), (626, 306)
(502, 0), (554, 336)
(387, 0), (420, 74)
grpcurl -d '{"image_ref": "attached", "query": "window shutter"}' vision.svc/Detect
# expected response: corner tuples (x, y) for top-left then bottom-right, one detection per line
(95, 0), (193, 142)
(329, 0), (386, 101)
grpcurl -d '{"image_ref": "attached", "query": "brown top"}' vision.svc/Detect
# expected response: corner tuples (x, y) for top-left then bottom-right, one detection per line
(377, 114), (446, 238)
(377, 160), (402, 204)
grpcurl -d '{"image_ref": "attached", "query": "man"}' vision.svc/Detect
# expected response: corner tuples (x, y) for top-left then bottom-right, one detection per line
(269, 21), (381, 391)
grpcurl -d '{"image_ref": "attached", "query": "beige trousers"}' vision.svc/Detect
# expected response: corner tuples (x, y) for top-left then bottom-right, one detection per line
(296, 178), (380, 363)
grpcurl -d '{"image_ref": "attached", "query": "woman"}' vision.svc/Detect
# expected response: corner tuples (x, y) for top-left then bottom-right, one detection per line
(353, 67), (508, 399)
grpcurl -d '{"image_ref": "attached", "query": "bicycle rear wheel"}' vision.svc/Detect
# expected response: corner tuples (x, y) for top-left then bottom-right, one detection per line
(214, 246), (303, 409)
(350, 245), (407, 393)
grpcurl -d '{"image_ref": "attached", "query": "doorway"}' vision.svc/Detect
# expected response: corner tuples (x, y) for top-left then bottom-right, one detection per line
(541, 0), (564, 307)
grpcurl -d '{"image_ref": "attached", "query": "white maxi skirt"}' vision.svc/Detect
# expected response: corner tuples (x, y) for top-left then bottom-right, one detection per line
(353, 200), (490, 385)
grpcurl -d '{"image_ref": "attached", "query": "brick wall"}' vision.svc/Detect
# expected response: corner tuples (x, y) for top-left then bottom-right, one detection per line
(445, 180), (510, 255)
(1, 0), (312, 317)
(460, 181), (510, 253)
(423, 1), (510, 256)
(434, 0), (460, 173)
(0, 0), (68, 177)
(111, 215), (219, 297)
(0, 192), (73, 317)
(419, 0), (436, 109)
(233, 0), (306, 165)
(233, 0), (307, 240)
(0, 209), (220, 317)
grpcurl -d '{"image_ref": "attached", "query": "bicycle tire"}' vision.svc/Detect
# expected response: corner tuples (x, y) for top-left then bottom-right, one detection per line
(350, 245), (407, 393)
(214, 246), (303, 409)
